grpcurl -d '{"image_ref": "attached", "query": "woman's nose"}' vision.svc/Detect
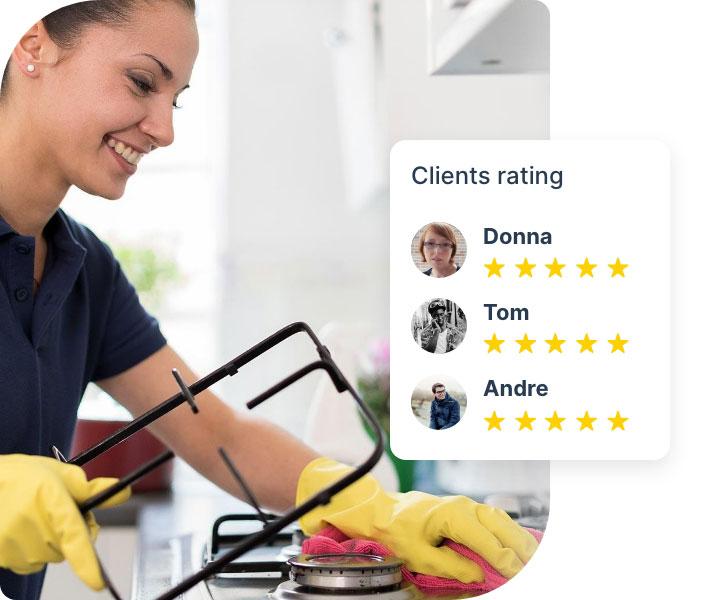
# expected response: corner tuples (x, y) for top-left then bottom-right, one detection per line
(139, 101), (175, 148)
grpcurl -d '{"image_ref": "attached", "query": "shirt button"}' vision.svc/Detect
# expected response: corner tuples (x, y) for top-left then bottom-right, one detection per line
(15, 287), (30, 302)
(15, 243), (30, 255)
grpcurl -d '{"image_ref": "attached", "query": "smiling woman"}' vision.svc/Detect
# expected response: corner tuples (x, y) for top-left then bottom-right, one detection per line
(0, 3), (206, 600)
(0, 3), (540, 600)
(0, 0), (197, 203)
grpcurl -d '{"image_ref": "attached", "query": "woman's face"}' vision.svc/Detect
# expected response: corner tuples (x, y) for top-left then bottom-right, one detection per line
(422, 229), (454, 271)
(29, 1), (199, 199)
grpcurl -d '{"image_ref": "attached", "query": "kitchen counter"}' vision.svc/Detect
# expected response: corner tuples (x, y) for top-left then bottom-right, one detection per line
(130, 479), (253, 600)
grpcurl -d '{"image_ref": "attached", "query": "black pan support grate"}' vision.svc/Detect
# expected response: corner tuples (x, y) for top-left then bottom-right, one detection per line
(50, 322), (384, 600)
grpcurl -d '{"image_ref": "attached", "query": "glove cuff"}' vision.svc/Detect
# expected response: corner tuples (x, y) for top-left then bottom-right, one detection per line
(295, 457), (384, 536)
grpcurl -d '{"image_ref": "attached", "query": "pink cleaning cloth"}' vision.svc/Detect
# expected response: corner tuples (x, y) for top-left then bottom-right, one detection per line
(302, 525), (543, 596)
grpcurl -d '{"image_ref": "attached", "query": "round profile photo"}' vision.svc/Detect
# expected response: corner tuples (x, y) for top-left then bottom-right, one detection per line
(411, 298), (466, 354)
(411, 375), (466, 430)
(411, 222), (466, 278)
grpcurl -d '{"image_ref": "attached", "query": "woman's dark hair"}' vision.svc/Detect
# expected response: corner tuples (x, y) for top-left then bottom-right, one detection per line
(1, 0), (196, 97)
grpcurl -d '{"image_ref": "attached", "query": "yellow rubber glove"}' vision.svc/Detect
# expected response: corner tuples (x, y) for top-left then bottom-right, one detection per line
(0, 454), (131, 590)
(296, 457), (538, 583)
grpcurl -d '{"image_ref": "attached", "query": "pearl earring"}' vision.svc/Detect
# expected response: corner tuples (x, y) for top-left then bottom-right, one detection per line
(26, 64), (35, 73)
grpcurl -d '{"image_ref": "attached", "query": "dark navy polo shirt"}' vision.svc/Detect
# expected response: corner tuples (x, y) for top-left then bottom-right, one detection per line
(0, 209), (167, 600)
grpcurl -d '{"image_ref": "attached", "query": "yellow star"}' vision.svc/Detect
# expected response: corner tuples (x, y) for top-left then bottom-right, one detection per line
(485, 411), (504, 431)
(609, 258), (628, 277)
(484, 333), (505, 353)
(516, 258), (536, 277)
(545, 258), (565, 277)
(545, 333), (566, 353)
(576, 257), (597, 277)
(576, 333), (597, 353)
(609, 411), (628, 431)
(516, 411), (536, 431)
(577, 411), (597, 431)
(608, 333), (628, 353)
(484, 258), (504, 278)
(545, 411), (566, 431)
(515, 334), (536, 353)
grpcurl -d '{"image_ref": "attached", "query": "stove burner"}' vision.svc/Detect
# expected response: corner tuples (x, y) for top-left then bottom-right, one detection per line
(271, 579), (421, 600)
(288, 553), (404, 591)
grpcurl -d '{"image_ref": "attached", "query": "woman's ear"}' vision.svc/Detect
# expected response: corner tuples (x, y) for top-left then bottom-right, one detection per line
(11, 21), (56, 78)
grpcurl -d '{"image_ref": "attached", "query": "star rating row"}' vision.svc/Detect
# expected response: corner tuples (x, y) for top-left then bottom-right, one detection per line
(484, 410), (628, 431)
(484, 257), (628, 278)
(484, 333), (628, 353)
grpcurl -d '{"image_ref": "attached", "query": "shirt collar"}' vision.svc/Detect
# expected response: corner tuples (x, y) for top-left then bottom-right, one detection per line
(47, 209), (88, 256)
(0, 214), (14, 238)
(0, 209), (87, 256)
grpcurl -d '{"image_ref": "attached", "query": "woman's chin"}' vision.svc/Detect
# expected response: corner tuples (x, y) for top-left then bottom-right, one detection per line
(76, 178), (127, 201)
(432, 264), (455, 277)
(100, 188), (127, 201)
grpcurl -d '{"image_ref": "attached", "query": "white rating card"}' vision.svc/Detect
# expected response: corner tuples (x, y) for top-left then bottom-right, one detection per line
(390, 140), (670, 460)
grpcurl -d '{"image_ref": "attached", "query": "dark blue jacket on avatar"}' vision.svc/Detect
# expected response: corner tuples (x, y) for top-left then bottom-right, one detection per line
(429, 394), (461, 430)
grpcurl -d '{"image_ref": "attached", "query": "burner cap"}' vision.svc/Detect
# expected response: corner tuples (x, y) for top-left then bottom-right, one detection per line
(271, 579), (421, 600)
(288, 553), (403, 591)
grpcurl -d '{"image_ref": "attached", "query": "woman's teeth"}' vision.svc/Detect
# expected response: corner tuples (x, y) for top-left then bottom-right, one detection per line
(106, 137), (143, 165)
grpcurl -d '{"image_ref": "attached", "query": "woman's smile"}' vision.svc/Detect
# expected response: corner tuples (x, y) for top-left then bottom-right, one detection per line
(106, 135), (145, 165)
(104, 135), (146, 176)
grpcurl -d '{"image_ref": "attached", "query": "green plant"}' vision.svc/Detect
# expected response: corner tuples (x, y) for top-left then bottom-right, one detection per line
(112, 245), (182, 311)
(358, 375), (390, 435)
(357, 339), (414, 492)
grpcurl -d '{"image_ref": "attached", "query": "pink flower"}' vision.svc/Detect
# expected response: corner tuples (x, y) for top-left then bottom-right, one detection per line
(369, 338), (390, 373)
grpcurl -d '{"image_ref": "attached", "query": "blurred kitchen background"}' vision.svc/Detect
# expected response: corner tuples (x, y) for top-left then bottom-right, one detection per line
(63, 0), (550, 505)
(52, 1), (549, 596)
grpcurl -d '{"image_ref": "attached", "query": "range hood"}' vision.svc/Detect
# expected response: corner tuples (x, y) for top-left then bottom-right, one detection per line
(427, 0), (550, 75)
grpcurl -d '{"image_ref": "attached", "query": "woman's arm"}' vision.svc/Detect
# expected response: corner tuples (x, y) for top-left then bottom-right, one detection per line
(97, 345), (319, 512)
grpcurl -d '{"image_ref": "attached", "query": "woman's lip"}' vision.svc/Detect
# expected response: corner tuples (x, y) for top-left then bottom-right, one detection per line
(105, 141), (137, 175)
(106, 135), (148, 154)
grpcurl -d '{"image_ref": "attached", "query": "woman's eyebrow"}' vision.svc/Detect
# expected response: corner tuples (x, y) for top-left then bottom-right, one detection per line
(135, 53), (173, 80)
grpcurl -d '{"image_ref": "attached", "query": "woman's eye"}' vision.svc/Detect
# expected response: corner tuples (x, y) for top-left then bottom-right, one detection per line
(129, 76), (154, 95)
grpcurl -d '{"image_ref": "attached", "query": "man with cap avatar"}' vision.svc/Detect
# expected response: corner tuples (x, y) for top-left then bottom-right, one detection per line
(419, 299), (464, 353)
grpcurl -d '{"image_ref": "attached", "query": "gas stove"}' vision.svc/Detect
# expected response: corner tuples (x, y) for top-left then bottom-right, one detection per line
(201, 514), (465, 600)
(134, 513), (477, 600)
(81, 324), (543, 600)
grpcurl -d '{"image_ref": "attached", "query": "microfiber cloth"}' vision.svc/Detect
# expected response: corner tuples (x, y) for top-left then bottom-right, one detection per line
(302, 525), (543, 595)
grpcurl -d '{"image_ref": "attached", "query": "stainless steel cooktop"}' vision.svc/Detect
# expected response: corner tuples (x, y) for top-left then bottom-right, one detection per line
(132, 513), (479, 600)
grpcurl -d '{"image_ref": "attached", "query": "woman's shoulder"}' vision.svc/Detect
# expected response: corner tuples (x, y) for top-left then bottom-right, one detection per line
(55, 209), (120, 273)
(57, 210), (115, 255)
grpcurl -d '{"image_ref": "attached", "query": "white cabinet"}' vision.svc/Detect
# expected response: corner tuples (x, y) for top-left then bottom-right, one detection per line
(383, 0), (549, 141)
(427, 0), (550, 75)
